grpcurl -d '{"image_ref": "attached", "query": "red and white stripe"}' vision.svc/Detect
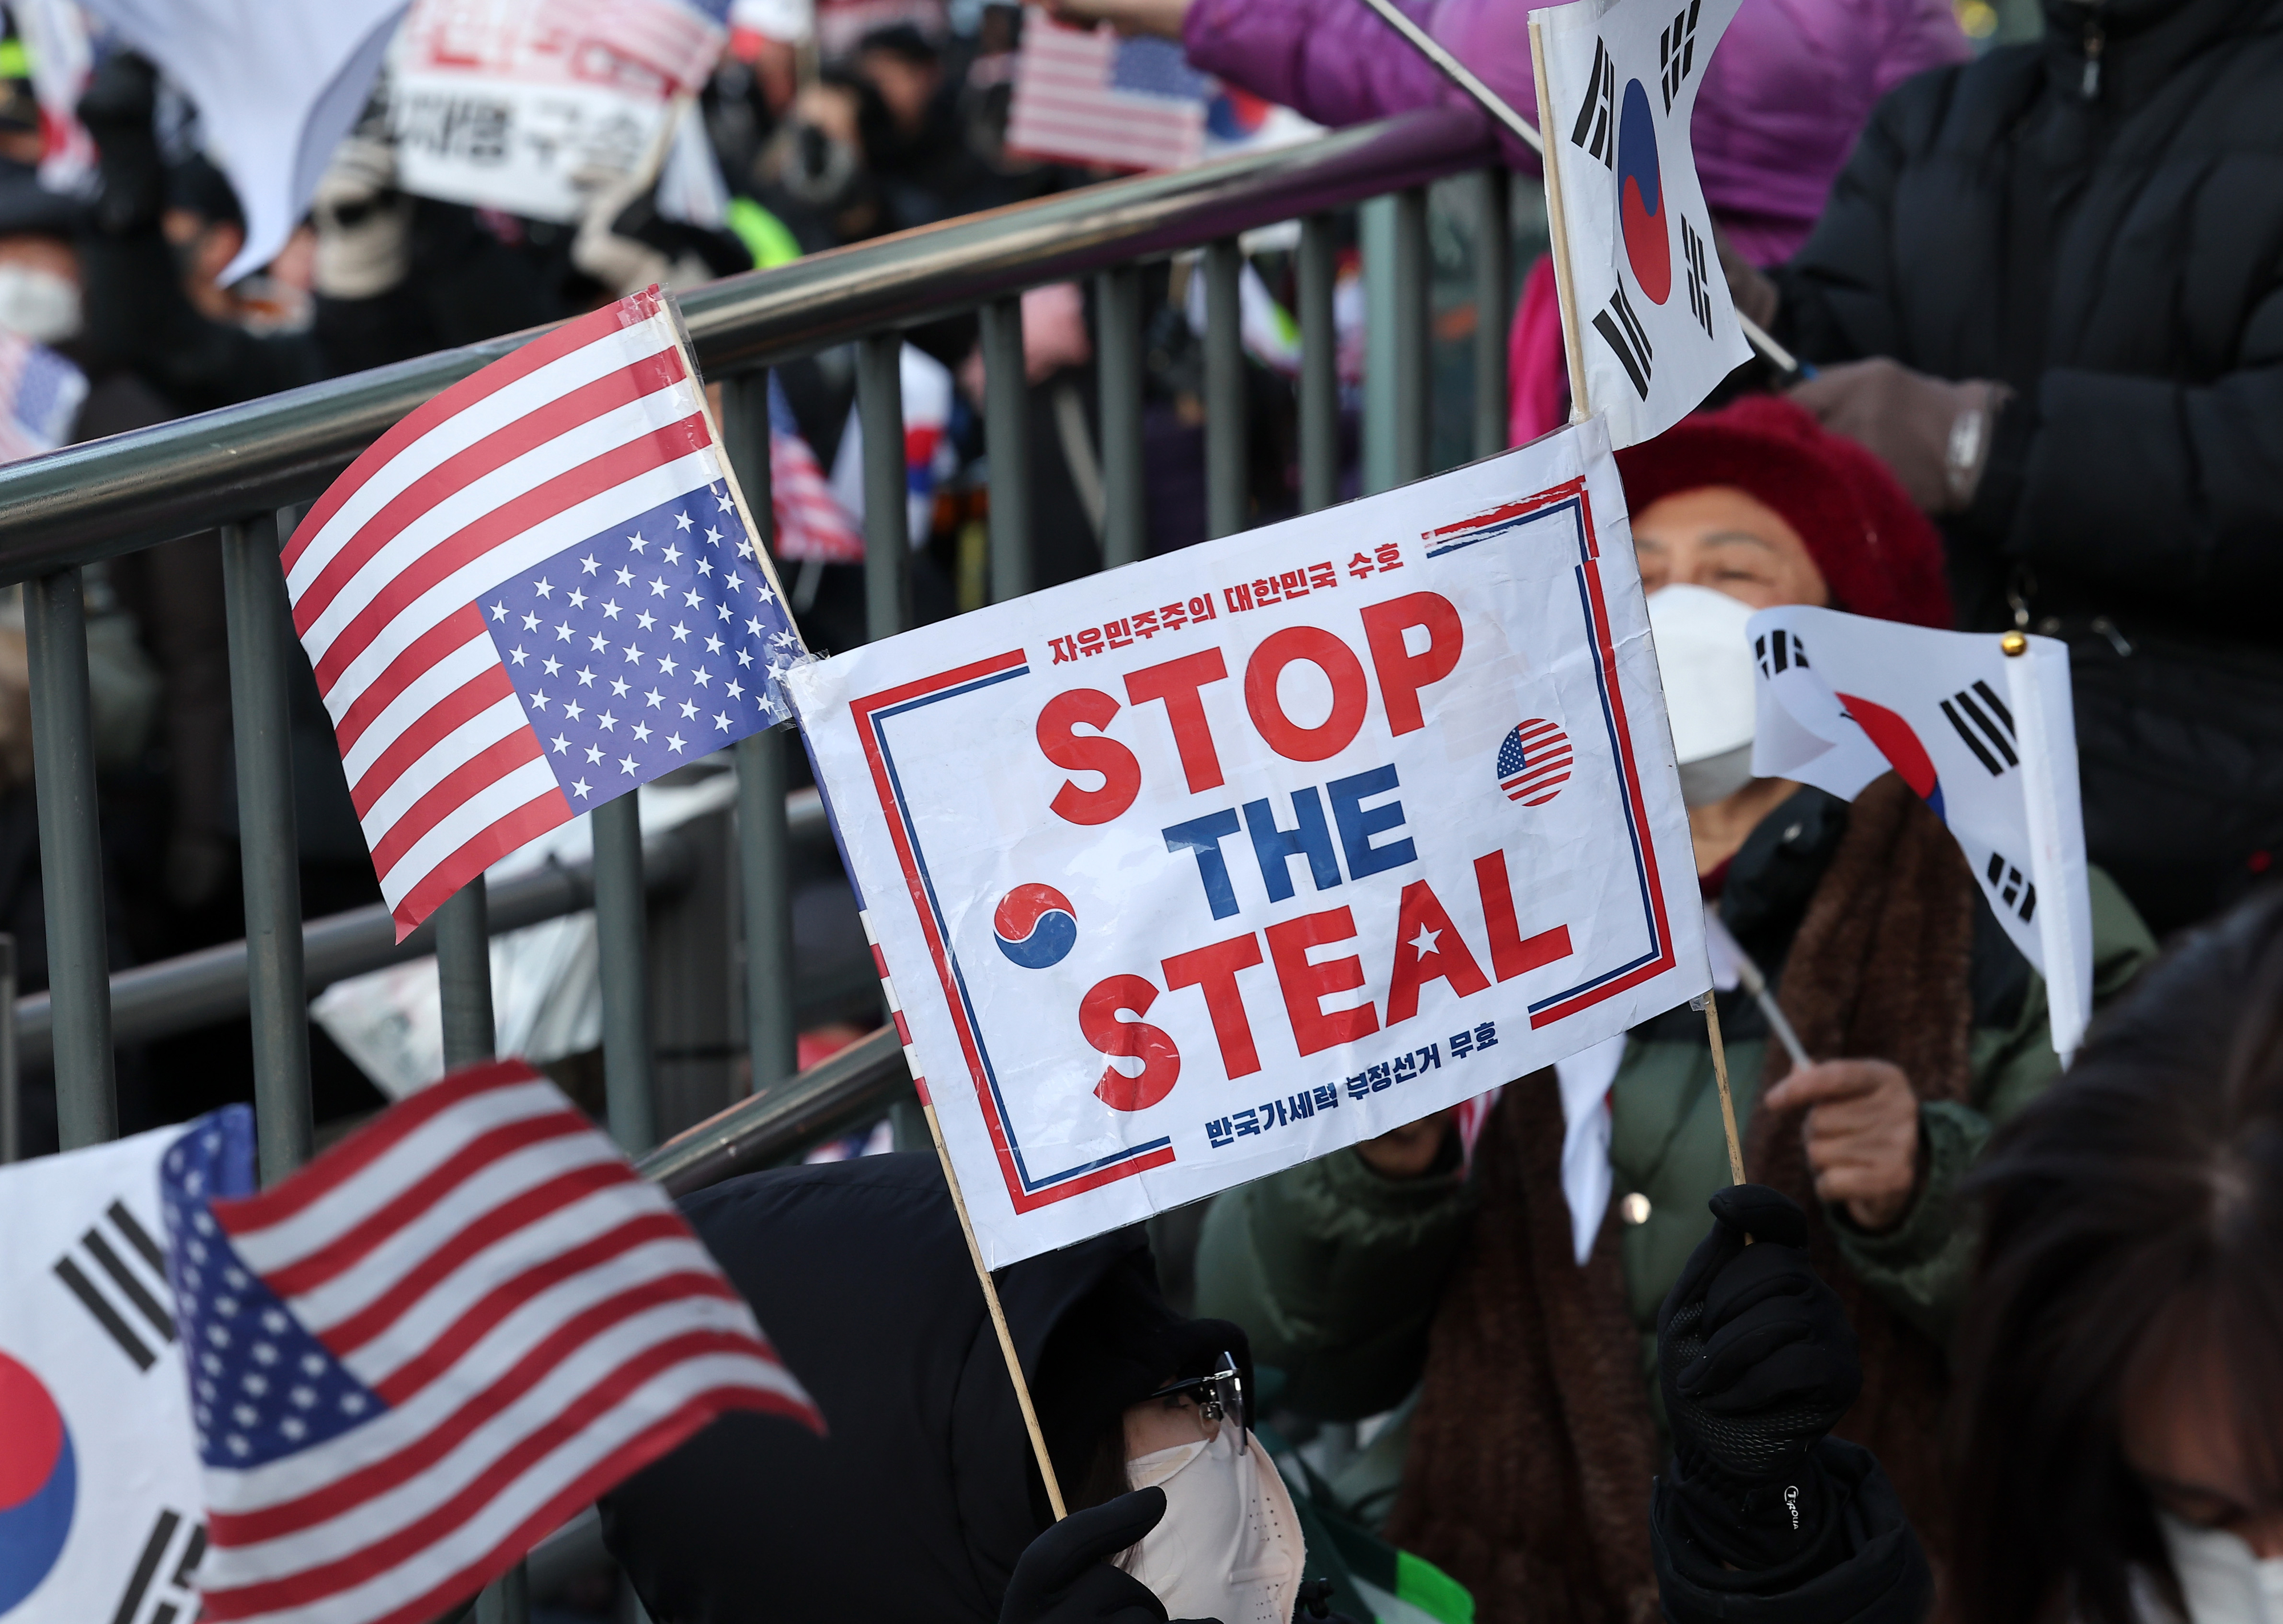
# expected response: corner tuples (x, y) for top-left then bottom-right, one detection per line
(572, 0), (728, 91)
(286, 289), (723, 938)
(770, 429), (864, 564)
(1501, 719), (1574, 806)
(198, 1061), (817, 1624)
(1006, 14), (1203, 172)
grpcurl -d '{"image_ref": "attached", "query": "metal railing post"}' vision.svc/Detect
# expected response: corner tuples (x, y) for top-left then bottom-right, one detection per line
(1204, 238), (1247, 539)
(473, 1563), (528, 1624)
(221, 511), (314, 1182)
(1393, 185), (1431, 484)
(433, 879), (495, 1069)
(1096, 268), (1147, 567)
(719, 369), (797, 1099)
(1297, 214), (1339, 514)
(981, 296), (1032, 600)
(856, 333), (911, 639)
(593, 794), (654, 1153)
(0, 936), (15, 1162)
(1474, 168), (1512, 460)
(25, 565), (115, 1146)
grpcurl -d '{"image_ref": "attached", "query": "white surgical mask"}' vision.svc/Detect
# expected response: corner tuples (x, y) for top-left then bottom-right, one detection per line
(1647, 583), (1760, 807)
(1124, 1427), (1304, 1624)
(0, 264), (80, 345)
(2158, 1510), (2283, 1624)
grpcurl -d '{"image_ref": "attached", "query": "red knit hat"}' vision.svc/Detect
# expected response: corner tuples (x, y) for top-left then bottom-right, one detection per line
(1612, 394), (1953, 629)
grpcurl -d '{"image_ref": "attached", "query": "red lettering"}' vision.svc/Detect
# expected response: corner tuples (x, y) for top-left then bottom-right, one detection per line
(1038, 688), (1142, 825)
(1474, 850), (1574, 980)
(1161, 932), (1266, 1079)
(1080, 975), (1182, 1111)
(1383, 879), (1491, 1025)
(1264, 906), (1378, 1056)
(1244, 627), (1369, 763)
(1124, 648), (1231, 793)
(1361, 591), (1465, 737)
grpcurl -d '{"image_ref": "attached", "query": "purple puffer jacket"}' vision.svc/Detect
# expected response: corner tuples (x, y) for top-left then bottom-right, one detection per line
(1182, 0), (1968, 265)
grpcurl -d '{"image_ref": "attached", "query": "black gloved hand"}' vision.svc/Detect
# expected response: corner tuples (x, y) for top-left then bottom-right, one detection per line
(1656, 1185), (1860, 1568)
(999, 1489), (1222, 1624)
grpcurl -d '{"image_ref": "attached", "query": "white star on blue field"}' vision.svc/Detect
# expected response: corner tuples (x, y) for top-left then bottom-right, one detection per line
(475, 482), (805, 806)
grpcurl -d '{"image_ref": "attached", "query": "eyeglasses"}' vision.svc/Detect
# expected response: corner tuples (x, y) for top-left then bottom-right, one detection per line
(1140, 1354), (1246, 1439)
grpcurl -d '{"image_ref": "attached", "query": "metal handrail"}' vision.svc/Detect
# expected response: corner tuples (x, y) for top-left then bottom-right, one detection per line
(0, 107), (1490, 582)
(9, 787), (831, 1066)
(636, 1023), (910, 1196)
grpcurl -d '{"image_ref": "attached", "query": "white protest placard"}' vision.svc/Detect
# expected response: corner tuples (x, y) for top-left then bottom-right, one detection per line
(788, 417), (1709, 1266)
(1533, 0), (1753, 446)
(390, 0), (727, 225)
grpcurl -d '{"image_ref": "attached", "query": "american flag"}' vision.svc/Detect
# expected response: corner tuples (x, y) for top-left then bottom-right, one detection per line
(159, 1060), (819, 1624)
(768, 373), (864, 564)
(1495, 718), (1573, 806)
(1005, 6), (1207, 172)
(0, 330), (86, 464)
(285, 287), (805, 939)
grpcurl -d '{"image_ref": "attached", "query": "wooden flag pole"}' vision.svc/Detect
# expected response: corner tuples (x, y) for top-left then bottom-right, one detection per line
(1531, 10), (1751, 1190)
(917, 1089), (1071, 1521)
(1527, 16), (1592, 424)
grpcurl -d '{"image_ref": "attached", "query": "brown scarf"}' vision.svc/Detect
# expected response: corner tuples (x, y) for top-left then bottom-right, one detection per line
(1384, 777), (1975, 1623)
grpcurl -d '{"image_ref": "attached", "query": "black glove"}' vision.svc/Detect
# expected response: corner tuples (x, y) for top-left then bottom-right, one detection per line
(999, 1489), (1221, 1624)
(1657, 1185), (1860, 1568)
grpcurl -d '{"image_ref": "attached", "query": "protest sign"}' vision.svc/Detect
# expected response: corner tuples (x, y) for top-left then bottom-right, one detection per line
(1531, 0), (1754, 446)
(787, 415), (1709, 1267)
(391, 0), (728, 225)
(1749, 608), (2094, 1059)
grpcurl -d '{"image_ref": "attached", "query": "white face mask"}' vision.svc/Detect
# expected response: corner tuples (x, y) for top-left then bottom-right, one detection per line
(1124, 1427), (1305, 1624)
(1647, 583), (1760, 808)
(0, 264), (80, 345)
(2159, 1510), (2283, 1624)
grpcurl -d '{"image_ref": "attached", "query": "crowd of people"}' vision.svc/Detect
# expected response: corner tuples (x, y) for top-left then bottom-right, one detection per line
(0, 0), (2277, 1619)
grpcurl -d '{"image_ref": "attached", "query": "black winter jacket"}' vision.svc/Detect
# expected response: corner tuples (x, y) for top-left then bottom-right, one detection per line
(1774, 0), (2283, 932)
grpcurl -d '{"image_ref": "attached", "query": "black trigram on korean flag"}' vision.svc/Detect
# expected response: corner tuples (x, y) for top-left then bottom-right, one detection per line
(53, 1197), (176, 1372)
(1754, 626), (1809, 678)
(1941, 680), (2019, 776)
(112, 1507), (204, 1624)
(1681, 216), (1715, 340)
(1661, 0), (1703, 112)
(1568, 38), (1617, 167)
(1592, 284), (1655, 399)
(1986, 850), (2037, 923)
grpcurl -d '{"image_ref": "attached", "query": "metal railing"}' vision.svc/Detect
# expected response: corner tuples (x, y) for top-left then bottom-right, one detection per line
(0, 102), (1510, 1177)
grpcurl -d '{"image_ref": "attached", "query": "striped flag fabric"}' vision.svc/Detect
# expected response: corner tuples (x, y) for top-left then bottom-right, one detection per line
(285, 286), (805, 940)
(158, 1060), (820, 1624)
(1006, 6), (1206, 172)
(767, 373), (864, 564)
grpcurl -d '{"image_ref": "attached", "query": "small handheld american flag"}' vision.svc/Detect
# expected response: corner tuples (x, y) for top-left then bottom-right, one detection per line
(285, 286), (806, 939)
(0, 330), (86, 465)
(159, 1060), (819, 1624)
(768, 373), (864, 565)
(1005, 6), (1207, 172)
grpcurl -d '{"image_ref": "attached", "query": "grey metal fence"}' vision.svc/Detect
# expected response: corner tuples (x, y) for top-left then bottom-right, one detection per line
(0, 102), (1509, 1182)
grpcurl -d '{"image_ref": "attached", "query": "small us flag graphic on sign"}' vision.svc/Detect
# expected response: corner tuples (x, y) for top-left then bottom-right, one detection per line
(1497, 719), (1572, 806)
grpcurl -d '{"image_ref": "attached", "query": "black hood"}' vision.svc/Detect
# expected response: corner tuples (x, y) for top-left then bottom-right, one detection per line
(598, 1153), (1246, 1624)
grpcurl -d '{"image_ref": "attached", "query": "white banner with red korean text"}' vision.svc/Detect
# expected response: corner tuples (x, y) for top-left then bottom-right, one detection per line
(786, 415), (1709, 1265)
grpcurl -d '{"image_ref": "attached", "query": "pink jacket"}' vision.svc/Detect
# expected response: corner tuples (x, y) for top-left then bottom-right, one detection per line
(1183, 0), (1967, 442)
(1183, 0), (1968, 265)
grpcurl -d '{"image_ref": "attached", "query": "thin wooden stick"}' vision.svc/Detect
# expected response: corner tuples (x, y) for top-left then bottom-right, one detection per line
(918, 1091), (1070, 1520)
(1526, 17), (1592, 423)
(1701, 997), (1748, 1186)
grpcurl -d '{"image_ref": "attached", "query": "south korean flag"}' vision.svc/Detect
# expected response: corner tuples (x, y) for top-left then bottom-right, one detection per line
(1745, 608), (2097, 1063)
(0, 1128), (207, 1623)
(1532, 0), (1752, 447)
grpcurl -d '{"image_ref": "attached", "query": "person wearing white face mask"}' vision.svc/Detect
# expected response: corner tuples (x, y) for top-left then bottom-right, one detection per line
(1191, 394), (2159, 1620)
(0, 160), (86, 349)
